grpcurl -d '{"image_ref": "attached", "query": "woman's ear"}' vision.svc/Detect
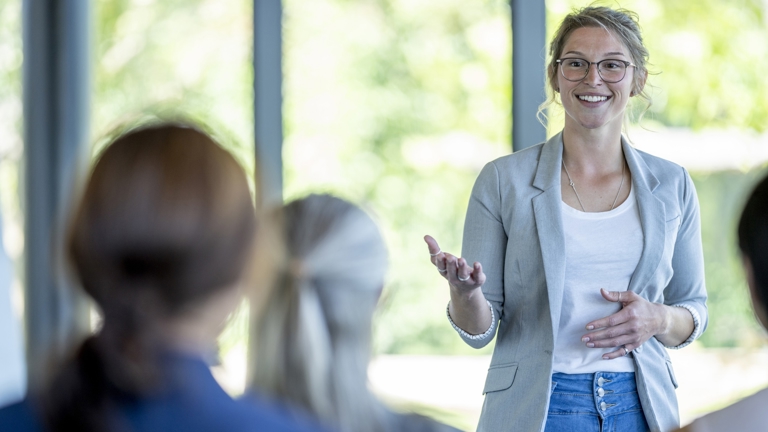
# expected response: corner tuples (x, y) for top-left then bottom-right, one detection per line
(633, 69), (647, 97)
(549, 64), (560, 94)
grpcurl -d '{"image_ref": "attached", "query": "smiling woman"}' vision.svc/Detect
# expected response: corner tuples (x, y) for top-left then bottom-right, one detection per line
(424, 6), (707, 432)
(555, 26), (645, 139)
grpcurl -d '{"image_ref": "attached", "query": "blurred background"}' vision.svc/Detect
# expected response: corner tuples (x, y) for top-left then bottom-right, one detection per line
(2, 0), (768, 429)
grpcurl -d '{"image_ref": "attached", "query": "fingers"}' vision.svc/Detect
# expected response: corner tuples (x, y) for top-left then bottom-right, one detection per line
(424, 236), (484, 289)
(602, 345), (633, 360)
(456, 258), (472, 282)
(600, 288), (636, 304)
(433, 253), (449, 277)
(581, 322), (633, 348)
(585, 307), (629, 332)
(443, 254), (460, 280)
(446, 256), (482, 289)
(432, 251), (459, 281)
(424, 235), (447, 274)
(586, 289), (637, 330)
(583, 288), (650, 359)
(424, 235), (441, 256)
(583, 322), (642, 360)
(473, 262), (487, 286)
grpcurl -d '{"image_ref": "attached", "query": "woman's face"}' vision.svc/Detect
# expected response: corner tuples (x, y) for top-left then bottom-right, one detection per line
(557, 26), (641, 133)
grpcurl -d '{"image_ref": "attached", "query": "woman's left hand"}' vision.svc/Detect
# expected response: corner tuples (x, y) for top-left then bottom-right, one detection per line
(581, 288), (666, 360)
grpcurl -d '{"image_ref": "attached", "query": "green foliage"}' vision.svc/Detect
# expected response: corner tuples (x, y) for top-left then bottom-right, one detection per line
(691, 169), (767, 347)
(93, 0), (255, 172)
(282, 0), (510, 355)
(1, 0), (767, 357)
(0, 0), (24, 294)
(549, 0), (768, 131)
(284, 0), (768, 353)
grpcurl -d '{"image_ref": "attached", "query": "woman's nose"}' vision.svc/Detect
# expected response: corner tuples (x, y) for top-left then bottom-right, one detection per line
(583, 63), (603, 85)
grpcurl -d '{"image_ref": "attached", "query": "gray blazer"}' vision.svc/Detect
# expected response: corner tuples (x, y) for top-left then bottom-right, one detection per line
(458, 132), (708, 432)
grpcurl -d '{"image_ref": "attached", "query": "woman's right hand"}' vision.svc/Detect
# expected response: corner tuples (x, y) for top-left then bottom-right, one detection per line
(424, 235), (486, 294)
(425, 235), (492, 336)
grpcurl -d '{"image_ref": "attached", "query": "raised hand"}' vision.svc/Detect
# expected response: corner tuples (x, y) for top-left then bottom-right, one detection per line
(425, 234), (492, 335)
(424, 235), (486, 293)
(581, 288), (666, 359)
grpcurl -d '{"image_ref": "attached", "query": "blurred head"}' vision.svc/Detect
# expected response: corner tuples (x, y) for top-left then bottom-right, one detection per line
(540, 6), (650, 127)
(251, 194), (388, 432)
(48, 122), (256, 431)
(738, 173), (768, 329)
(69, 122), (255, 330)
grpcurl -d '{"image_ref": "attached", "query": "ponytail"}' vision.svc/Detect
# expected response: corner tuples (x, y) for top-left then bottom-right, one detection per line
(45, 290), (162, 432)
(252, 260), (334, 419)
(250, 195), (390, 432)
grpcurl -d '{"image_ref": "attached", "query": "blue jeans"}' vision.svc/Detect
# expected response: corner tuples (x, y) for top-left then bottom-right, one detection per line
(545, 372), (649, 432)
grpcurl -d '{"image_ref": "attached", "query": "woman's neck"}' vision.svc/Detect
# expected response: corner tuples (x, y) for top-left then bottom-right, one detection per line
(561, 123), (625, 175)
(162, 284), (242, 356)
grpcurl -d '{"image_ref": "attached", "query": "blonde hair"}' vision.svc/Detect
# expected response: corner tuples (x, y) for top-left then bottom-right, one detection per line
(538, 6), (651, 130)
(250, 194), (390, 432)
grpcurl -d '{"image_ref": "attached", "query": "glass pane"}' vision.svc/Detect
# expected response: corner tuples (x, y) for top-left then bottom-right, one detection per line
(94, 0), (254, 173)
(0, 0), (26, 406)
(94, 0), (254, 394)
(283, 0), (511, 356)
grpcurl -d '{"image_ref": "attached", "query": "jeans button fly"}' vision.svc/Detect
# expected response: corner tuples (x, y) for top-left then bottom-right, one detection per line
(597, 377), (606, 386)
(600, 401), (607, 411)
(597, 388), (605, 397)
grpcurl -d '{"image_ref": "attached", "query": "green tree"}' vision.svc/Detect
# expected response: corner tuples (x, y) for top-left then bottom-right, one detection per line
(1, 0), (766, 356)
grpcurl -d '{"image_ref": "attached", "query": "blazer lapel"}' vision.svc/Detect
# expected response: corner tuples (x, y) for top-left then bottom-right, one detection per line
(532, 133), (567, 343)
(623, 137), (666, 296)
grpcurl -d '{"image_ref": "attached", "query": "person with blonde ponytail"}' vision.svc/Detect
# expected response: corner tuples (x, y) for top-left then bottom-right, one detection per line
(0, 123), (326, 432)
(248, 194), (461, 432)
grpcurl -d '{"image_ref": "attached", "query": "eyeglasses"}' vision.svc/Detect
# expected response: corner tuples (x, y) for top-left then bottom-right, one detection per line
(556, 58), (636, 83)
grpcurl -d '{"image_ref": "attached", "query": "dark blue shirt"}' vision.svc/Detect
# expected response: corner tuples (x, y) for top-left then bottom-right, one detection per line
(0, 353), (329, 432)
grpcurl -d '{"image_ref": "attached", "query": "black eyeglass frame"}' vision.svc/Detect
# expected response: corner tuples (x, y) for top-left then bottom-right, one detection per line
(555, 58), (637, 83)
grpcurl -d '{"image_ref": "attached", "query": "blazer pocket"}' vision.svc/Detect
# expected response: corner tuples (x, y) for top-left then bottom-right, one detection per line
(482, 363), (518, 394)
(665, 359), (679, 389)
(665, 215), (681, 232)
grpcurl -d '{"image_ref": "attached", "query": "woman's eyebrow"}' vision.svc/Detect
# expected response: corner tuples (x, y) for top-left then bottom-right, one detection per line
(562, 50), (627, 57)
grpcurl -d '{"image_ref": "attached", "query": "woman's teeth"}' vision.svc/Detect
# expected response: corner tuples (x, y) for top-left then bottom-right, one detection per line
(579, 95), (608, 102)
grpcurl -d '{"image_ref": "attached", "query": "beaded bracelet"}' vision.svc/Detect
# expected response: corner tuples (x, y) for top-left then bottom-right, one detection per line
(666, 303), (702, 349)
(446, 300), (496, 340)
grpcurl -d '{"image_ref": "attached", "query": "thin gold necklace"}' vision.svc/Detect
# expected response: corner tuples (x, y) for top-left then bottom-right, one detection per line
(562, 159), (626, 212)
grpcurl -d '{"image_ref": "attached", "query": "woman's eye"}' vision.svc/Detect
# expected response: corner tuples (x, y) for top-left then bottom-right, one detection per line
(603, 61), (622, 69)
(568, 60), (585, 67)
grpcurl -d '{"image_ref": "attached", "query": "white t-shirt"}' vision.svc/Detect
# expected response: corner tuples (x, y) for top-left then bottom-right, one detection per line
(552, 186), (643, 374)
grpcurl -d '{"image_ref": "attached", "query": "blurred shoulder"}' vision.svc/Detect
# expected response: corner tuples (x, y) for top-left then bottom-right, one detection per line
(238, 392), (333, 432)
(683, 387), (768, 432)
(127, 355), (332, 432)
(0, 399), (45, 432)
(386, 411), (465, 432)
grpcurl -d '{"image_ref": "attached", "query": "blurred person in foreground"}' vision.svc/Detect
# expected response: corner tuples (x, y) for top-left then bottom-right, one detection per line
(676, 174), (768, 431)
(249, 194), (462, 432)
(0, 123), (325, 432)
(425, 6), (707, 432)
